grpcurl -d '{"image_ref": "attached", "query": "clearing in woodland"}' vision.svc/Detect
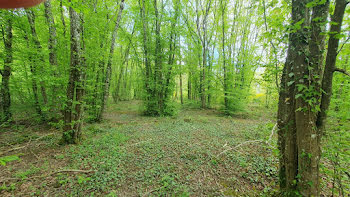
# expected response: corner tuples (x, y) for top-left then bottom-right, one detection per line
(1, 101), (278, 196)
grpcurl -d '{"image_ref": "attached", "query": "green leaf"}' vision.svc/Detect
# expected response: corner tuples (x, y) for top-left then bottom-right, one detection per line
(0, 155), (20, 166)
(295, 94), (303, 99)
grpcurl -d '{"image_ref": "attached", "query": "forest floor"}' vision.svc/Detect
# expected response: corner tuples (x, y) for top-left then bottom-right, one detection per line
(0, 101), (280, 196)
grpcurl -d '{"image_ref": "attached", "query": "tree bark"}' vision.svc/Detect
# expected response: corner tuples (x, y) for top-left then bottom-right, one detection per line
(180, 72), (183, 104)
(277, 0), (309, 193)
(44, 0), (58, 68)
(317, 0), (348, 129)
(221, 0), (228, 111)
(188, 72), (192, 100)
(295, 1), (329, 195)
(1, 15), (13, 122)
(62, 4), (84, 144)
(278, 0), (347, 195)
(59, 0), (67, 37)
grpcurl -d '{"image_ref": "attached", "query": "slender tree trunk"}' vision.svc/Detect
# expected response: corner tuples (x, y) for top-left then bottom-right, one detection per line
(98, 0), (125, 121)
(188, 72), (192, 100)
(44, 0), (58, 68)
(1, 16), (13, 122)
(317, 0), (348, 129)
(221, 0), (228, 110)
(25, 9), (48, 105)
(201, 42), (207, 108)
(59, 0), (67, 37)
(180, 72), (183, 104)
(140, 0), (151, 92)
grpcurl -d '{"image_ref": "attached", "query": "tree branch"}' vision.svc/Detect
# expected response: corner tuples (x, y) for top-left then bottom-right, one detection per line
(334, 67), (350, 77)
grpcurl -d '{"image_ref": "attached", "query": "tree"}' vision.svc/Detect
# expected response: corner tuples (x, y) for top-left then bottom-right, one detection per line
(277, 0), (348, 195)
(0, 11), (13, 122)
(62, 3), (85, 144)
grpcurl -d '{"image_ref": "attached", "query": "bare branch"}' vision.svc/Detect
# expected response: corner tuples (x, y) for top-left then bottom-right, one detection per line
(334, 67), (350, 77)
(337, 34), (350, 55)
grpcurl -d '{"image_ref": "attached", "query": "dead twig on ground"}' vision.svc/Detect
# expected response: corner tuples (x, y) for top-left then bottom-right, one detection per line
(0, 133), (55, 156)
(142, 187), (160, 197)
(217, 140), (263, 157)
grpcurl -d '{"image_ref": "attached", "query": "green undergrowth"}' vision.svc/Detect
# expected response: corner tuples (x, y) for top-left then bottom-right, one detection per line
(67, 127), (129, 194)
(57, 104), (279, 196)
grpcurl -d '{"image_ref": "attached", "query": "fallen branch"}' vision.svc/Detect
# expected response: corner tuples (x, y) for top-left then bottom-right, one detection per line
(0, 146), (26, 156)
(51, 169), (95, 175)
(142, 187), (160, 197)
(266, 123), (277, 145)
(0, 133), (55, 156)
(217, 140), (263, 157)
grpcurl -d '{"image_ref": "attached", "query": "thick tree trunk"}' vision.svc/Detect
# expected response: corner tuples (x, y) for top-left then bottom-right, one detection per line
(278, 0), (309, 193)
(278, 0), (347, 195)
(98, 0), (125, 121)
(295, 2), (329, 196)
(62, 5), (83, 144)
(1, 16), (13, 122)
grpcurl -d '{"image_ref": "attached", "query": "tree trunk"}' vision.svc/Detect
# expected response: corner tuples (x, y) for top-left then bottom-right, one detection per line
(98, 0), (125, 121)
(201, 43), (207, 108)
(317, 0), (348, 129)
(277, 0), (308, 193)
(25, 9), (48, 105)
(294, 1), (329, 195)
(188, 72), (192, 100)
(154, 0), (163, 112)
(44, 0), (58, 68)
(221, 0), (228, 110)
(1, 15), (13, 122)
(278, 0), (347, 195)
(59, 0), (67, 37)
(62, 4), (83, 144)
(180, 72), (183, 104)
